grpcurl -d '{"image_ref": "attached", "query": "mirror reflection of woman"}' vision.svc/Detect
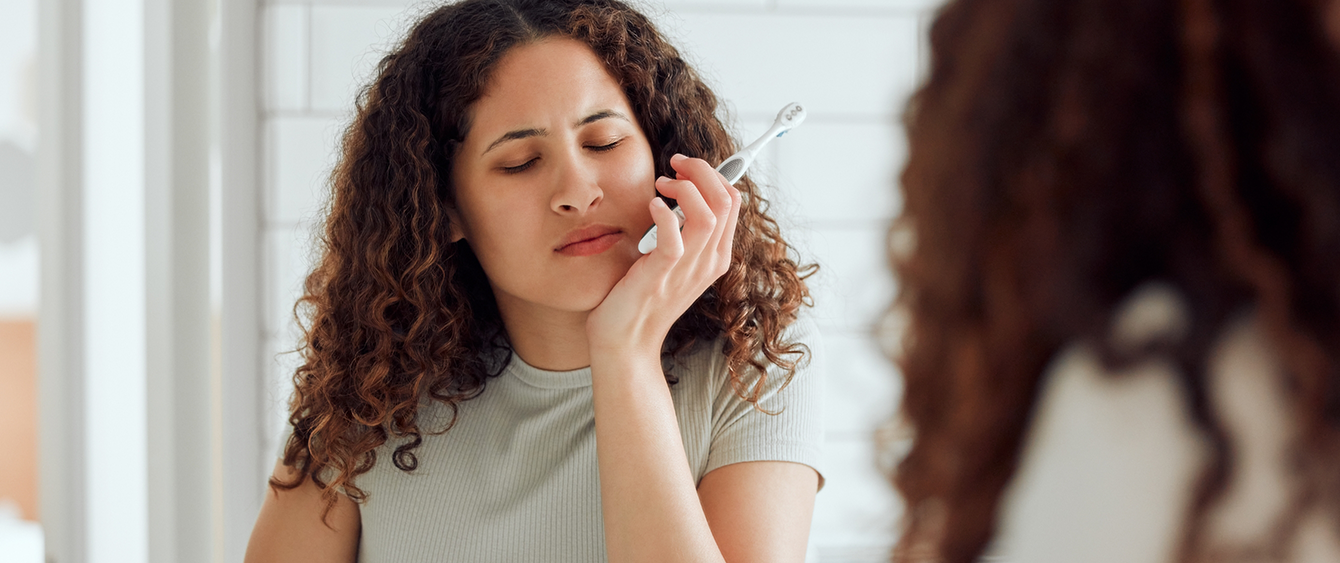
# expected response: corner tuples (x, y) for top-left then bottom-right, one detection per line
(244, 1), (825, 562)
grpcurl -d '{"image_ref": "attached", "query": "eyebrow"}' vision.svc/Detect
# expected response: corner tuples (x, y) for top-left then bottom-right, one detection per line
(576, 109), (629, 127)
(481, 109), (631, 156)
(482, 127), (546, 155)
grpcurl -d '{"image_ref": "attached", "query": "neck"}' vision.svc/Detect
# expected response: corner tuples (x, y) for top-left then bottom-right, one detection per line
(493, 291), (592, 372)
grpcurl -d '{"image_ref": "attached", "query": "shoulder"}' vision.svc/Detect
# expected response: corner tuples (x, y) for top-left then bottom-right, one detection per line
(689, 311), (827, 483)
(994, 284), (1206, 562)
(672, 312), (825, 398)
(728, 312), (824, 391)
(996, 283), (1340, 562)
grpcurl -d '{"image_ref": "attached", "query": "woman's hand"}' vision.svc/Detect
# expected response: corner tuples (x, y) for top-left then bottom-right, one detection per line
(586, 153), (742, 357)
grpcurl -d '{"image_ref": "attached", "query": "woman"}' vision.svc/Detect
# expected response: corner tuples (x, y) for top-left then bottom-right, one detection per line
(244, 1), (824, 561)
(889, 0), (1340, 561)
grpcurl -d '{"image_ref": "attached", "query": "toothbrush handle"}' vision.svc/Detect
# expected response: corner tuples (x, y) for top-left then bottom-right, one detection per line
(742, 122), (787, 154)
(636, 203), (687, 254)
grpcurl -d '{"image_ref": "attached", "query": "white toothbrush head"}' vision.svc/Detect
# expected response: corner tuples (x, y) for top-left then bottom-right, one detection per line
(773, 102), (807, 133)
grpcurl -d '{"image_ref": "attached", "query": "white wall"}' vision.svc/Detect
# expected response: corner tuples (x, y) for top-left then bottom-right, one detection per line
(257, 0), (941, 559)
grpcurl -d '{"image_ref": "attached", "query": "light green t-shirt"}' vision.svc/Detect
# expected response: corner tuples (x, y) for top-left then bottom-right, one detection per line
(292, 318), (824, 562)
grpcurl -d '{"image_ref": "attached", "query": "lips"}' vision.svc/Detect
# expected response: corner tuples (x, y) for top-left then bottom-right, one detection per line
(556, 224), (623, 253)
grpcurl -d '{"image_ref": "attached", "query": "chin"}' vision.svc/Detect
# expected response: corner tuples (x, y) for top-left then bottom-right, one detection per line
(577, 279), (623, 311)
(563, 266), (628, 312)
(536, 287), (611, 314)
(525, 251), (635, 312)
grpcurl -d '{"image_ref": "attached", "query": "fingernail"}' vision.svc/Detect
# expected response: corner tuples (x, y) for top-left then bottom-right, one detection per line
(656, 175), (670, 183)
(670, 153), (686, 163)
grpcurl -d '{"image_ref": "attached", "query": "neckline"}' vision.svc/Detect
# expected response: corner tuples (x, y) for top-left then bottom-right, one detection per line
(505, 351), (593, 389)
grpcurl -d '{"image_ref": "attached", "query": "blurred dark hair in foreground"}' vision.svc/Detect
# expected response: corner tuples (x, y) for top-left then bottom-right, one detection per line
(887, 0), (1340, 560)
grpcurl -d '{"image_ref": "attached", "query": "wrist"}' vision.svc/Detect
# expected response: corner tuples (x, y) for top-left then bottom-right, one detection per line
(587, 343), (664, 382)
(585, 317), (665, 358)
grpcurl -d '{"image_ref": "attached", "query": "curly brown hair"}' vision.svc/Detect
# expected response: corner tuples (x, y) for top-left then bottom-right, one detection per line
(888, 0), (1340, 561)
(273, 0), (816, 513)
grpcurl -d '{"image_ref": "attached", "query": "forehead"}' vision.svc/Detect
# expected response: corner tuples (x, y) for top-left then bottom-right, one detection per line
(465, 37), (633, 140)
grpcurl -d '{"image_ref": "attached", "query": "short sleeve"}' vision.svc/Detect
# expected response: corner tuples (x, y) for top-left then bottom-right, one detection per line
(703, 317), (826, 489)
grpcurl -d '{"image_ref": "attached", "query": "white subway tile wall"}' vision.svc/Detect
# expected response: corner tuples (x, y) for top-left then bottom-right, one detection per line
(310, 7), (412, 111)
(258, 1), (940, 560)
(659, 13), (920, 119)
(262, 4), (310, 112)
(264, 333), (307, 458)
(266, 116), (343, 225)
(776, 122), (906, 225)
(798, 226), (896, 333)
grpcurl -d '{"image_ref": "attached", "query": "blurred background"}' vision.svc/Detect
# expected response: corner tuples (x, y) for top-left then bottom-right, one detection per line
(1, 0), (42, 561)
(0, 0), (940, 561)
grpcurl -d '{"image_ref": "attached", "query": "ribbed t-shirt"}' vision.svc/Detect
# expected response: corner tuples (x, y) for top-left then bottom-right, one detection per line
(290, 318), (825, 562)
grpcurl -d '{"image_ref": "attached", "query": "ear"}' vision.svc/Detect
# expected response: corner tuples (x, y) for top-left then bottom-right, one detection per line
(445, 205), (466, 242)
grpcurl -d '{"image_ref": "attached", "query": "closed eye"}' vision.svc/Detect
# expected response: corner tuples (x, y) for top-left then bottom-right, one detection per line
(587, 139), (622, 152)
(501, 158), (538, 174)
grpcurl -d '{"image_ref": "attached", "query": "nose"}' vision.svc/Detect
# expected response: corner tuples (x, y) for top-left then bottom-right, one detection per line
(550, 149), (603, 214)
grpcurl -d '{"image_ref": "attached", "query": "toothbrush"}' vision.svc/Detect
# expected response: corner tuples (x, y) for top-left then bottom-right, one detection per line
(637, 102), (808, 254)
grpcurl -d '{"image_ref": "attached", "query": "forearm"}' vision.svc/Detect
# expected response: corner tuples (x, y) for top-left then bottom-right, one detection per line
(590, 350), (726, 563)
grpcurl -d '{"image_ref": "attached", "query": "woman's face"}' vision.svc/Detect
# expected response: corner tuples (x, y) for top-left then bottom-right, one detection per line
(450, 37), (657, 317)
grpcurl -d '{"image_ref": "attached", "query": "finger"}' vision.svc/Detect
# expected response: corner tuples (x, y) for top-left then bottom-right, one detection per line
(666, 153), (730, 257)
(646, 196), (685, 265)
(679, 155), (736, 259)
(706, 169), (738, 255)
(655, 174), (715, 256)
(715, 180), (743, 263)
(670, 153), (734, 220)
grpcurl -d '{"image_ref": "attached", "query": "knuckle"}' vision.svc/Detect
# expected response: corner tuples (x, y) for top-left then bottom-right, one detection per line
(715, 192), (733, 210)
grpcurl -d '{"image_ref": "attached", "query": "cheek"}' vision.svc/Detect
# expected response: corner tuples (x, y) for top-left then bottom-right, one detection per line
(453, 190), (529, 266)
(612, 143), (657, 196)
(467, 200), (537, 256)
